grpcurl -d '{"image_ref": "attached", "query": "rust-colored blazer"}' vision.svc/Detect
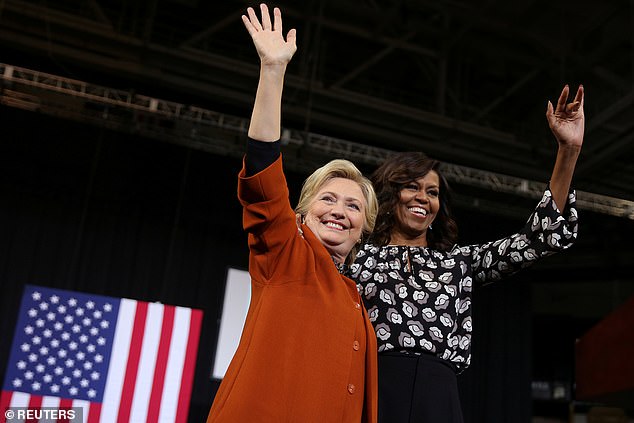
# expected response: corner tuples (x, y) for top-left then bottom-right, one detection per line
(207, 157), (377, 423)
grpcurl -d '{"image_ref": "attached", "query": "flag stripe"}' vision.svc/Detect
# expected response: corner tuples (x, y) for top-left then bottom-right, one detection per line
(44, 397), (62, 423)
(98, 298), (135, 423)
(42, 396), (61, 409)
(129, 302), (163, 423)
(86, 402), (100, 423)
(9, 391), (28, 407)
(116, 301), (148, 423)
(70, 399), (88, 423)
(27, 394), (42, 409)
(25, 394), (42, 423)
(157, 307), (190, 423)
(146, 305), (175, 423)
(8, 391), (28, 423)
(175, 308), (203, 423)
(57, 397), (72, 423)
(1, 391), (13, 423)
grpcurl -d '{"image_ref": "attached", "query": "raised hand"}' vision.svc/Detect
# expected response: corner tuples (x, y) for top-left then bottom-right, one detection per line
(546, 85), (585, 150)
(242, 4), (297, 67)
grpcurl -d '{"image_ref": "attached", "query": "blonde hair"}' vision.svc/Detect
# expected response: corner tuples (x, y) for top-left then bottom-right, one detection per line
(295, 159), (378, 262)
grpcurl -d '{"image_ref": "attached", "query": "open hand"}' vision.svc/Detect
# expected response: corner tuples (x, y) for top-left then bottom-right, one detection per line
(242, 4), (297, 67)
(546, 85), (585, 150)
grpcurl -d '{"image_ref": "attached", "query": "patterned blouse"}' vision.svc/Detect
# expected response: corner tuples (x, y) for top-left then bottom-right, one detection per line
(351, 188), (578, 372)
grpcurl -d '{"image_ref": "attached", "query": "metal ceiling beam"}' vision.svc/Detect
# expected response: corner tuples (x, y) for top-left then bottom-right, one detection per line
(1, 0), (632, 200)
(471, 67), (542, 123)
(576, 125), (634, 176)
(2, 62), (633, 219)
(330, 30), (418, 89)
(586, 90), (634, 133)
(0, 0), (551, 156)
(0, 8), (541, 164)
(86, 0), (113, 28)
(179, 9), (244, 48)
(280, 8), (438, 59)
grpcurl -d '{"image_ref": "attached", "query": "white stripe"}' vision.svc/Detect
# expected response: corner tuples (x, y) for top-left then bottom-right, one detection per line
(72, 399), (90, 423)
(41, 396), (60, 408)
(40, 396), (60, 422)
(8, 391), (29, 407)
(128, 302), (164, 423)
(157, 306), (191, 422)
(99, 299), (136, 423)
(9, 392), (29, 422)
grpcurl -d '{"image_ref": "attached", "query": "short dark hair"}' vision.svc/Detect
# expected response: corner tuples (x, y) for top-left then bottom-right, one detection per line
(369, 151), (458, 250)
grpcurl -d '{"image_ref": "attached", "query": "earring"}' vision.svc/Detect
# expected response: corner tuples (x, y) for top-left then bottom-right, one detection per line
(428, 224), (433, 230)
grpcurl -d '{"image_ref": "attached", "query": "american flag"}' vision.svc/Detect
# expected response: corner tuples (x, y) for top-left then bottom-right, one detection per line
(1, 285), (203, 422)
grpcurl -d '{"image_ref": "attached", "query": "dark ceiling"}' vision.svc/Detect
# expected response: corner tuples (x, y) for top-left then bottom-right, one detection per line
(1, 0), (634, 318)
(2, 0), (634, 197)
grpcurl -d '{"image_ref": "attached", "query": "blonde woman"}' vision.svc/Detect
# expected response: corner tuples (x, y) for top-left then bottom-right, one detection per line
(207, 4), (378, 422)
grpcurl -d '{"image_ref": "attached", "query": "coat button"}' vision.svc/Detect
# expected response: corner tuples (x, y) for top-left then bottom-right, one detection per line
(353, 341), (360, 351)
(354, 302), (361, 310)
(348, 384), (356, 394)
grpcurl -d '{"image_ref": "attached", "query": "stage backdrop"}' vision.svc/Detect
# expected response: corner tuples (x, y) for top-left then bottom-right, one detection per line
(1, 106), (533, 422)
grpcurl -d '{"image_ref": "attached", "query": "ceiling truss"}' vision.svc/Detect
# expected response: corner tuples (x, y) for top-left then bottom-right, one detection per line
(2, 62), (633, 219)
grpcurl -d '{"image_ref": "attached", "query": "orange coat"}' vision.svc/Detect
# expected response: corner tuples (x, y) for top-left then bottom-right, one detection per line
(207, 157), (377, 423)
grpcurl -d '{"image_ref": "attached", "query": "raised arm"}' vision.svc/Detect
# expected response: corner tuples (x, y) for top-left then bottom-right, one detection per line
(242, 4), (297, 142)
(546, 85), (585, 211)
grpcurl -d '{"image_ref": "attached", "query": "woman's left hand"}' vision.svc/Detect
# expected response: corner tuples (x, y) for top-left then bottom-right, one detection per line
(546, 85), (585, 150)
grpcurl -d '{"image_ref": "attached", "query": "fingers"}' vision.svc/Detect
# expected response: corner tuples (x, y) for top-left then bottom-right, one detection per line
(573, 84), (584, 110)
(273, 6), (282, 33)
(246, 7), (262, 31)
(287, 28), (297, 48)
(546, 100), (554, 119)
(260, 3), (272, 30)
(555, 85), (569, 113)
(551, 84), (584, 115)
(243, 5), (286, 34)
(242, 3), (297, 54)
(241, 14), (257, 37)
(565, 84), (584, 113)
(566, 101), (581, 113)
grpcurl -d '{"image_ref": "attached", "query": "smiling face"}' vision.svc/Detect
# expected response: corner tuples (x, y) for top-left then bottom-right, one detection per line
(303, 177), (366, 263)
(390, 170), (440, 246)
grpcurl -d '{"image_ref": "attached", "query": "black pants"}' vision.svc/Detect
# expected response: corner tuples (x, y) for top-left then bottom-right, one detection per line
(378, 352), (464, 423)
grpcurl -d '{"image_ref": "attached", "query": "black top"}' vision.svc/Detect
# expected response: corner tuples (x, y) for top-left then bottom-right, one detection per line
(352, 188), (579, 372)
(245, 138), (280, 176)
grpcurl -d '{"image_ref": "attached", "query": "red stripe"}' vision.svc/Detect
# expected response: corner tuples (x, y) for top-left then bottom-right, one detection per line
(146, 305), (175, 423)
(58, 398), (73, 423)
(116, 301), (148, 423)
(175, 308), (203, 423)
(86, 402), (101, 423)
(0, 391), (13, 423)
(25, 395), (42, 423)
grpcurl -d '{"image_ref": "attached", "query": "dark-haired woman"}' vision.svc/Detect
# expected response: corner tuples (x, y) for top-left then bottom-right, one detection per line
(352, 85), (585, 423)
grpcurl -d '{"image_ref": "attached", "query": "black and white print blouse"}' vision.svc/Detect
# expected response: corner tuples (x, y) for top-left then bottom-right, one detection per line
(351, 188), (578, 372)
